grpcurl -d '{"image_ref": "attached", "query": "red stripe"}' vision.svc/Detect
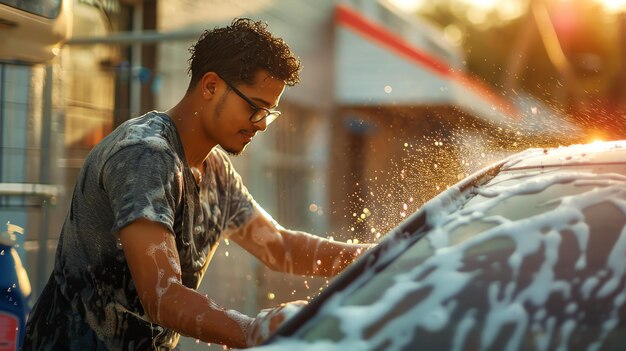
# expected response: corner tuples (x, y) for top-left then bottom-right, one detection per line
(336, 4), (450, 76)
(335, 4), (518, 116)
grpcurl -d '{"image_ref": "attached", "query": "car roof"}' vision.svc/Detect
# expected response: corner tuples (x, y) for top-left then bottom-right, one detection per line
(501, 140), (626, 170)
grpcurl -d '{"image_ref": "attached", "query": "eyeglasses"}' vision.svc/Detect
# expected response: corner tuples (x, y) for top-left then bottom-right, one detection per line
(218, 75), (281, 125)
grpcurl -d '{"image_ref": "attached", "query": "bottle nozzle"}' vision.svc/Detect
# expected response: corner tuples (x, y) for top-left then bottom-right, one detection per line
(0, 221), (24, 246)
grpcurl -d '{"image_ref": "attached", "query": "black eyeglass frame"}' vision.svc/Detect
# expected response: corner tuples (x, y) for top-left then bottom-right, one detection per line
(218, 75), (282, 125)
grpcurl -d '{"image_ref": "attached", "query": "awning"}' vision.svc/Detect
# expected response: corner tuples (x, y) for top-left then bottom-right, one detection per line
(334, 3), (581, 136)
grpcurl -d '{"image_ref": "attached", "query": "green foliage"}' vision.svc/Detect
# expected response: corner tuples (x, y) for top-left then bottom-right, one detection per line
(411, 0), (623, 113)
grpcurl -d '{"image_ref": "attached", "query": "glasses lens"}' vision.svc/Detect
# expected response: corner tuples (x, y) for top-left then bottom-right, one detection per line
(265, 111), (281, 125)
(250, 109), (281, 124)
(250, 109), (269, 123)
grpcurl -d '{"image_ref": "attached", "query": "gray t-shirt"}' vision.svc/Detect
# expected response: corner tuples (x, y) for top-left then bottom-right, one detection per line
(24, 111), (255, 350)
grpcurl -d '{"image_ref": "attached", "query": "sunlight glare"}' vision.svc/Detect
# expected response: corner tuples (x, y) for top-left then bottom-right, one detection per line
(498, 1), (526, 21)
(390, 0), (501, 12)
(389, 0), (526, 25)
(594, 0), (626, 12)
(467, 6), (488, 24)
(444, 24), (463, 45)
(587, 135), (605, 144)
(387, 0), (424, 13)
(463, 0), (499, 10)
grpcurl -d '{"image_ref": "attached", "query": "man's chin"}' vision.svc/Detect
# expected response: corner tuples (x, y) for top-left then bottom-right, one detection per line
(221, 144), (246, 157)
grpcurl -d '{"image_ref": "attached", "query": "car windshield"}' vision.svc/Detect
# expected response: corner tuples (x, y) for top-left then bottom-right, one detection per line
(283, 164), (626, 350)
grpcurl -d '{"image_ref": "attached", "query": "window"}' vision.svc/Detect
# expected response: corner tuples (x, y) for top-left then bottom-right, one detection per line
(0, 0), (62, 19)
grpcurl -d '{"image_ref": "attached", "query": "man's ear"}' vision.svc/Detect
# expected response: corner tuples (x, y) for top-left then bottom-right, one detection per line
(200, 72), (219, 99)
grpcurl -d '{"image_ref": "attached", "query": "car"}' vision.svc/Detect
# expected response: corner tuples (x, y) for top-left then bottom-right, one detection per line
(251, 140), (626, 351)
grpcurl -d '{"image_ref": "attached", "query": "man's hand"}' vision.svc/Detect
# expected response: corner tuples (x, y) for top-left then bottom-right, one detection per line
(246, 300), (308, 346)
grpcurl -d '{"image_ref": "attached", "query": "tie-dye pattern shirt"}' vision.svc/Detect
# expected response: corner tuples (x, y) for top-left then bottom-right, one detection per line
(23, 111), (255, 350)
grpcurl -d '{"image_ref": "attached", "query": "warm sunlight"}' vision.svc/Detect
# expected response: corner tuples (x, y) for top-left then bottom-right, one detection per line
(594, 0), (626, 12)
(388, 0), (525, 23)
(467, 0), (500, 10)
(387, 0), (424, 13)
(389, 0), (626, 13)
(389, 0), (501, 12)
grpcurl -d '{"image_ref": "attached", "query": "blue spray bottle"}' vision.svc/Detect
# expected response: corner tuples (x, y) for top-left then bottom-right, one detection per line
(0, 223), (31, 351)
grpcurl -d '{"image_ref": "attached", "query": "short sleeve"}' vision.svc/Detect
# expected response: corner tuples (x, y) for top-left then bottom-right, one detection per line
(101, 144), (182, 235)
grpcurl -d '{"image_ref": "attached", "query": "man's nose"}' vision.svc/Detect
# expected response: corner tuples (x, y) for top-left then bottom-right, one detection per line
(252, 118), (268, 132)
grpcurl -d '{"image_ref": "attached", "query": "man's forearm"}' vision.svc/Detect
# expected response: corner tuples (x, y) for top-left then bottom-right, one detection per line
(279, 229), (373, 276)
(228, 211), (374, 277)
(119, 219), (253, 348)
(151, 282), (252, 348)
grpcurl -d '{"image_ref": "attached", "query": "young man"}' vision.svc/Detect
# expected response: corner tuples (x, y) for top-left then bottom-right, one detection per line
(23, 18), (372, 350)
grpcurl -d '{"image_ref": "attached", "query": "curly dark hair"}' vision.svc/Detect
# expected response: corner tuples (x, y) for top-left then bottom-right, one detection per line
(187, 18), (301, 92)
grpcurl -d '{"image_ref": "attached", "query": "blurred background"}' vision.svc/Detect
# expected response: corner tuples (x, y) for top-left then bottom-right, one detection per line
(0, 0), (624, 349)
